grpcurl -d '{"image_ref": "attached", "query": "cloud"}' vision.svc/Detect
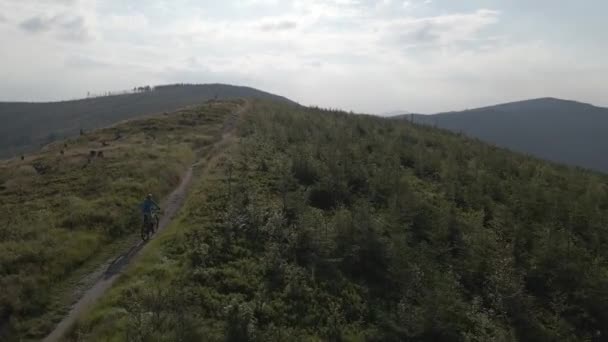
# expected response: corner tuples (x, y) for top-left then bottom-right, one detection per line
(18, 13), (91, 41)
(1, 0), (606, 113)
(292, 0), (363, 20)
(379, 9), (499, 48)
(240, 0), (279, 6)
(258, 20), (297, 31)
(65, 55), (109, 69)
(55, 15), (90, 42)
(19, 16), (53, 32)
(32, 0), (78, 4)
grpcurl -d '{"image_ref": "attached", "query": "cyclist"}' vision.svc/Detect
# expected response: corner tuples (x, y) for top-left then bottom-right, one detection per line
(141, 193), (160, 226)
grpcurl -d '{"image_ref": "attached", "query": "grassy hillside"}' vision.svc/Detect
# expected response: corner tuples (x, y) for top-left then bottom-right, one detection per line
(408, 98), (608, 173)
(72, 100), (608, 341)
(0, 84), (294, 159)
(0, 99), (241, 340)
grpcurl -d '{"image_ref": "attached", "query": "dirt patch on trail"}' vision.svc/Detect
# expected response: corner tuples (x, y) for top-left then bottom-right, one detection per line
(43, 101), (248, 342)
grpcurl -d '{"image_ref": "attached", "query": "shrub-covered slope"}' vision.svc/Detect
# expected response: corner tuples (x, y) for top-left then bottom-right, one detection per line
(75, 100), (608, 341)
(0, 100), (240, 340)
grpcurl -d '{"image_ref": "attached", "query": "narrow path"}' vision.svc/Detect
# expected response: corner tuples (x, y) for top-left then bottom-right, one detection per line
(43, 101), (248, 342)
(43, 168), (192, 342)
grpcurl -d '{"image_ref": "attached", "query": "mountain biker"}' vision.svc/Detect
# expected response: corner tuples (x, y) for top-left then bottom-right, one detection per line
(141, 194), (160, 225)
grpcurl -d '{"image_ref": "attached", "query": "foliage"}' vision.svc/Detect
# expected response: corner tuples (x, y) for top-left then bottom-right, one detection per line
(0, 101), (238, 340)
(76, 100), (608, 341)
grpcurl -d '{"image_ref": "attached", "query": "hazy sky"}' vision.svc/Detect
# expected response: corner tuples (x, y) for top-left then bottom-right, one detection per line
(0, 0), (606, 113)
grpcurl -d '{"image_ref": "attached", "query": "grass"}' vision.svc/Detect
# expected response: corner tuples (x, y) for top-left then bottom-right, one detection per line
(69, 127), (238, 341)
(0, 100), (241, 341)
(69, 99), (608, 341)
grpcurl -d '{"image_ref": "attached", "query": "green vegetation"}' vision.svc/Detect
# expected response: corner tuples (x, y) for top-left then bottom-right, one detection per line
(0, 84), (294, 158)
(0, 100), (239, 340)
(72, 100), (608, 341)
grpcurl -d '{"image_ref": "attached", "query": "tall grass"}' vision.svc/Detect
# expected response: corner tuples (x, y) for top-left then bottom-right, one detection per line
(0, 100), (239, 340)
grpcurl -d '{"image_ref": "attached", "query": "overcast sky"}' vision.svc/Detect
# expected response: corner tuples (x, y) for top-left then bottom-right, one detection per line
(0, 0), (606, 113)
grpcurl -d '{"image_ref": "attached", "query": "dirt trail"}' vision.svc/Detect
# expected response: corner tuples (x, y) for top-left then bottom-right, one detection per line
(43, 101), (248, 342)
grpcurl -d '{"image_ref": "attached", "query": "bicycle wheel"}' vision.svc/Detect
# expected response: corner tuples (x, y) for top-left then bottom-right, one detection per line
(141, 225), (149, 241)
(153, 215), (160, 233)
(141, 217), (151, 241)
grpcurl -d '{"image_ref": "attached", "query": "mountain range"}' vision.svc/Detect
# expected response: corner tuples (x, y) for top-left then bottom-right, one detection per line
(2, 87), (607, 175)
(403, 97), (608, 173)
(0, 83), (295, 158)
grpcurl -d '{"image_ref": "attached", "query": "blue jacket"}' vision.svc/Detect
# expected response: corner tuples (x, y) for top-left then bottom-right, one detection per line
(141, 198), (160, 214)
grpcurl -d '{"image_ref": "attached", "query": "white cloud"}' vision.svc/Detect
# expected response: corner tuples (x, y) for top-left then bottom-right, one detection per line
(373, 9), (499, 50)
(0, 0), (606, 113)
(257, 19), (298, 31)
(240, 0), (280, 6)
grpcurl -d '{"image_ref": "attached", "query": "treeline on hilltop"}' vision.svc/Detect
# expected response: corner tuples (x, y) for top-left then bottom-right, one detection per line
(74, 99), (608, 341)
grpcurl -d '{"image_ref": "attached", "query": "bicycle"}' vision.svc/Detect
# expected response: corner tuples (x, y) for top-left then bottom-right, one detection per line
(141, 209), (160, 241)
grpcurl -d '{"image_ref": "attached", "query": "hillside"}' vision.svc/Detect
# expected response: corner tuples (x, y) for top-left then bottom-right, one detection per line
(0, 99), (242, 340)
(407, 98), (608, 173)
(68, 100), (608, 341)
(0, 84), (295, 159)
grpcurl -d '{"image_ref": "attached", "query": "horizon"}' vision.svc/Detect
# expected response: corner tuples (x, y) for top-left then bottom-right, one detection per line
(1, 0), (607, 113)
(1, 83), (604, 116)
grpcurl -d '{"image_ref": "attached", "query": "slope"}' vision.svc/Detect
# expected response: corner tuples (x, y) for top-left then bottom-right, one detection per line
(72, 99), (608, 341)
(408, 98), (608, 173)
(0, 83), (295, 159)
(43, 100), (249, 342)
(0, 99), (243, 341)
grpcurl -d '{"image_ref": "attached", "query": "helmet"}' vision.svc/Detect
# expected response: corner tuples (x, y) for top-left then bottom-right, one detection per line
(146, 193), (152, 199)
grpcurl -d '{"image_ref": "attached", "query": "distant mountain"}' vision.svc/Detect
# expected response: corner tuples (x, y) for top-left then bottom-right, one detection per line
(0, 83), (296, 158)
(380, 110), (411, 117)
(404, 98), (608, 173)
